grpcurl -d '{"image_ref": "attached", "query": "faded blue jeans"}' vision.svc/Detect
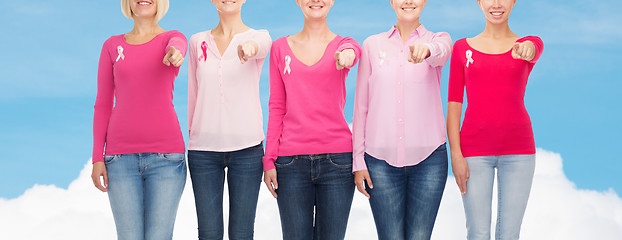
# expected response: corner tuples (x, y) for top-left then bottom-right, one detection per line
(365, 143), (448, 240)
(462, 154), (536, 240)
(275, 152), (356, 240)
(105, 153), (187, 240)
(188, 143), (264, 240)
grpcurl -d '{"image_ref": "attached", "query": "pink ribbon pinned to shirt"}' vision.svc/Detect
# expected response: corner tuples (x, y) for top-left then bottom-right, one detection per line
(466, 50), (474, 68)
(284, 55), (292, 74)
(116, 46), (125, 62)
(199, 41), (208, 62)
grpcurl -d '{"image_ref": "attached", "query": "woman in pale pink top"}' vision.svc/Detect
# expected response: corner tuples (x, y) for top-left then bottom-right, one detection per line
(447, 0), (543, 239)
(90, 0), (187, 239)
(187, 0), (271, 239)
(262, 0), (360, 239)
(352, 0), (452, 239)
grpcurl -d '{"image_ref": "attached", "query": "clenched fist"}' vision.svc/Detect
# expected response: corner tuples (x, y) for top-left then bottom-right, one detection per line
(163, 46), (184, 67)
(238, 40), (259, 64)
(408, 44), (430, 64)
(512, 41), (536, 61)
(334, 49), (356, 70)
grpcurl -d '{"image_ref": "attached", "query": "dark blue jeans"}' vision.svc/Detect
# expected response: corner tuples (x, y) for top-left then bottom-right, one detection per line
(275, 152), (356, 240)
(188, 143), (264, 240)
(365, 144), (448, 240)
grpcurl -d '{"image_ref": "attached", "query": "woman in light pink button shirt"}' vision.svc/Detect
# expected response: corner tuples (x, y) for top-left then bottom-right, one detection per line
(187, 0), (271, 239)
(352, 0), (452, 239)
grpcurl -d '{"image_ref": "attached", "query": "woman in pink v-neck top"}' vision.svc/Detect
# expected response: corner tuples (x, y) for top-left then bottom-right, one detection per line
(262, 36), (359, 170)
(262, 1), (361, 239)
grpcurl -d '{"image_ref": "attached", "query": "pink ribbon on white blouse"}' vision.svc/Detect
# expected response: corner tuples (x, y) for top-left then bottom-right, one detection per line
(284, 55), (292, 75)
(116, 46), (125, 62)
(466, 50), (474, 68)
(199, 41), (208, 62)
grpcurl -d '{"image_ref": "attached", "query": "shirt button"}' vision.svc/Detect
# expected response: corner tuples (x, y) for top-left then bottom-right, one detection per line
(399, 137), (403, 140)
(398, 100), (401, 104)
(398, 81), (401, 85)
(398, 118), (403, 122)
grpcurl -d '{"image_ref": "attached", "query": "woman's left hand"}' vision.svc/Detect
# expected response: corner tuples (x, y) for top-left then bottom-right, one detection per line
(163, 46), (184, 67)
(335, 49), (356, 70)
(512, 41), (536, 62)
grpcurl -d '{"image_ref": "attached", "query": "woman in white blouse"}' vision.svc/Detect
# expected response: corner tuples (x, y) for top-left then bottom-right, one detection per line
(186, 1), (271, 239)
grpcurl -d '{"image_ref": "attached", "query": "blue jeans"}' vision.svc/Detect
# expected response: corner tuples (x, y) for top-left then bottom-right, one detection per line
(104, 153), (187, 240)
(365, 143), (448, 240)
(188, 143), (264, 240)
(462, 154), (536, 240)
(275, 152), (355, 240)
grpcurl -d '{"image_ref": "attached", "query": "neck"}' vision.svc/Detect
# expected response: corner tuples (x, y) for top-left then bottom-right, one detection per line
(214, 12), (246, 37)
(299, 18), (333, 40)
(131, 17), (161, 35)
(481, 21), (513, 38)
(396, 19), (421, 43)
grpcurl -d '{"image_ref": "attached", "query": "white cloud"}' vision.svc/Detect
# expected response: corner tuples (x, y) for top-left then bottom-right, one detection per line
(1, 149), (621, 239)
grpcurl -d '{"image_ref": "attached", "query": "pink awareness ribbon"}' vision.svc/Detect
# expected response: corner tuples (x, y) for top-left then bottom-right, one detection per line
(200, 41), (208, 61)
(284, 55), (292, 74)
(466, 50), (474, 68)
(116, 46), (125, 62)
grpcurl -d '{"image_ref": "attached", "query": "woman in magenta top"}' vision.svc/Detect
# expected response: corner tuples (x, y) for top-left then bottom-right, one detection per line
(262, 0), (361, 239)
(352, 0), (452, 239)
(90, 0), (187, 239)
(186, 0), (272, 239)
(447, 0), (543, 239)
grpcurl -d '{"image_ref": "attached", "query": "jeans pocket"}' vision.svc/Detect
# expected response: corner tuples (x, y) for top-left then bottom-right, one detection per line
(103, 155), (117, 164)
(159, 153), (185, 161)
(328, 153), (353, 168)
(275, 156), (295, 167)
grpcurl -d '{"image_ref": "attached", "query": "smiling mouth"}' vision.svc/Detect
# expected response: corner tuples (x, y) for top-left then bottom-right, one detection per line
(491, 11), (504, 16)
(402, 7), (417, 11)
(137, 1), (152, 6)
(222, 0), (236, 4)
(309, 6), (323, 10)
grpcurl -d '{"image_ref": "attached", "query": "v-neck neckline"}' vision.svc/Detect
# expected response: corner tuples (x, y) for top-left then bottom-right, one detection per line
(208, 29), (253, 58)
(284, 35), (339, 68)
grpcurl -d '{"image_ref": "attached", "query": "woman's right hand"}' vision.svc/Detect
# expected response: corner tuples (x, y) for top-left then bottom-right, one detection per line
(263, 169), (278, 198)
(354, 170), (374, 199)
(451, 154), (469, 195)
(91, 162), (108, 192)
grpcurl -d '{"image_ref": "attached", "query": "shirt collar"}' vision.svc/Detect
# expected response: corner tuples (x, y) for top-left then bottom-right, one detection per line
(386, 24), (428, 40)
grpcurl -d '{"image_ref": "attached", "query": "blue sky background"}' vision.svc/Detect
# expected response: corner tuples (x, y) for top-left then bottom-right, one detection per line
(0, 0), (620, 199)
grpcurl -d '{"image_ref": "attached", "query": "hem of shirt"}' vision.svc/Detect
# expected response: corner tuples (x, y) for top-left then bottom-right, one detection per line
(365, 141), (447, 168)
(462, 148), (536, 158)
(277, 145), (353, 157)
(188, 138), (264, 152)
(104, 147), (186, 156)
